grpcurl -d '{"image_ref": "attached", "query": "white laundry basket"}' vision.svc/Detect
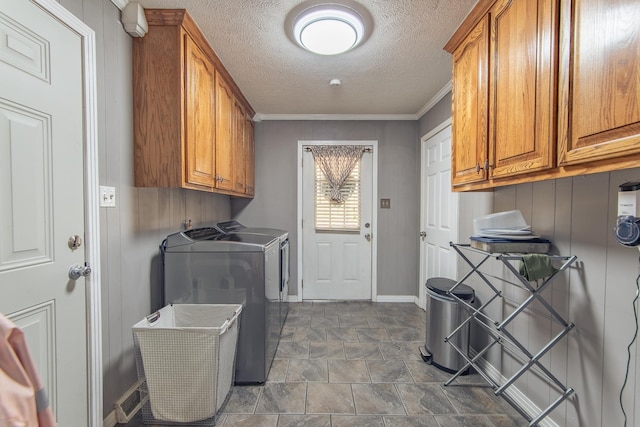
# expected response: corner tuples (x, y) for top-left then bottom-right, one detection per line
(132, 304), (242, 425)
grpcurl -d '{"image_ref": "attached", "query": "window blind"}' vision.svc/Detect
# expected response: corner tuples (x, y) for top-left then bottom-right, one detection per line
(315, 159), (360, 231)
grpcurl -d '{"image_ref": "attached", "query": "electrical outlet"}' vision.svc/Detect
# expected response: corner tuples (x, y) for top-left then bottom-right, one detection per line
(380, 198), (391, 209)
(100, 186), (116, 208)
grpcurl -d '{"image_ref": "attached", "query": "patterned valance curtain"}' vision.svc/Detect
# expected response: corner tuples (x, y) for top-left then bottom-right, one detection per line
(310, 145), (365, 203)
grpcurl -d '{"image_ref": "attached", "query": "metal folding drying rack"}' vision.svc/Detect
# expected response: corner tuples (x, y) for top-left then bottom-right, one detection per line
(444, 243), (577, 426)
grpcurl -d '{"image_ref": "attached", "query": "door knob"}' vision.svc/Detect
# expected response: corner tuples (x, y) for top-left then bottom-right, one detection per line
(420, 231), (427, 241)
(365, 233), (372, 241)
(69, 263), (92, 280)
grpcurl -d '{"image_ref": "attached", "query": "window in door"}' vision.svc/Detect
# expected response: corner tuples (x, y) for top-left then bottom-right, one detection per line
(314, 160), (361, 231)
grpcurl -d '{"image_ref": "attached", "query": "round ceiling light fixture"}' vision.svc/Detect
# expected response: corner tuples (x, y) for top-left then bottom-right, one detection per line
(285, 1), (373, 56)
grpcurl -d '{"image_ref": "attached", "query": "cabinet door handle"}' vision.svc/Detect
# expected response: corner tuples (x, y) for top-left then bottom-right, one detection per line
(483, 160), (493, 174)
(475, 163), (481, 174)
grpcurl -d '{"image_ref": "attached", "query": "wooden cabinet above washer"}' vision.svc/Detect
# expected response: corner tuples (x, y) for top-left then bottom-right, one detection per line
(133, 9), (256, 198)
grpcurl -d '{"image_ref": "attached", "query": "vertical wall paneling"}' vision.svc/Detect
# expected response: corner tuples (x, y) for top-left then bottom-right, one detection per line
(604, 169), (640, 426)
(492, 185), (517, 374)
(566, 174), (609, 426)
(490, 169), (640, 426)
(548, 177), (572, 426)
(528, 180), (556, 409)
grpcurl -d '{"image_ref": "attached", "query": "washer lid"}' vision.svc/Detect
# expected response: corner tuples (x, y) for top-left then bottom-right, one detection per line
(215, 220), (246, 233)
(426, 277), (474, 300)
(216, 220), (289, 240)
(218, 233), (278, 246)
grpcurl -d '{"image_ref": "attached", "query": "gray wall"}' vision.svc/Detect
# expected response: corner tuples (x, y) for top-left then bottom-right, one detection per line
(231, 120), (421, 298)
(419, 92), (452, 137)
(59, 0), (232, 417)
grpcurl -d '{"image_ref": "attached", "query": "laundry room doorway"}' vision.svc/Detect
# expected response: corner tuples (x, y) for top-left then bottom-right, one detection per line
(418, 120), (459, 308)
(298, 141), (378, 301)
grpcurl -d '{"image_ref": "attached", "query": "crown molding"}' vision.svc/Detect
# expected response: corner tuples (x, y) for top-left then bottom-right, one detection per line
(254, 80), (452, 122)
(415, 80), (452, 119)
(110, 0), (129, 11)
(254, 113), (418, 122)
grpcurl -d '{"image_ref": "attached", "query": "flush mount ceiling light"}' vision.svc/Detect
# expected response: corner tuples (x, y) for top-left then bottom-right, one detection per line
(285, 1), (373, 55)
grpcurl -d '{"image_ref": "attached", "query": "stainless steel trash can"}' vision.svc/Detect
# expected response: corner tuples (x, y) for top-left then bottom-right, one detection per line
(420, 277), (474, 374)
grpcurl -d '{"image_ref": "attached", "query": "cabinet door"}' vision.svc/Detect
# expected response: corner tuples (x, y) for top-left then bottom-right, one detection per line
(233, 101), (246, 193)
(489, 0), (557, 178)
(451, 17), (489, 186)
(215, 72), (235, 191)
(558, 0), (640, 165)
(244, 115), (255, 196)
(184, 34), (216, 188)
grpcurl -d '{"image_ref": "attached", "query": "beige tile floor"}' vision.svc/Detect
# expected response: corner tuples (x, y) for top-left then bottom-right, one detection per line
(124, 301), (528, 427)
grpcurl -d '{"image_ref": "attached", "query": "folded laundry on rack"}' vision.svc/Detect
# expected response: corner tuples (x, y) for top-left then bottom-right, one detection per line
(519, 254), (558, 282)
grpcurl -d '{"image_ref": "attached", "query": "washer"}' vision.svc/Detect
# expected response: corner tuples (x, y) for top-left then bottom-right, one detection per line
(162, 227), (280, 384)
(216, 220), (290, 330)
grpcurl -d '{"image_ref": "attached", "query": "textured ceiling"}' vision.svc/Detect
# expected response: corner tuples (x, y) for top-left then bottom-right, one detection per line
(134, 0), (478, 118)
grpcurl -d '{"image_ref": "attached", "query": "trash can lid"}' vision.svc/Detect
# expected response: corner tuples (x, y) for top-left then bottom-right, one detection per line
(426, 277), (474, 301)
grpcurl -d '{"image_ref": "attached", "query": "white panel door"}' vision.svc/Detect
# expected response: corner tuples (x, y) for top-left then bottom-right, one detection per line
(419, 124), (459, 305)
(0, 1), (88, 425)
(302, 145), (373, 300)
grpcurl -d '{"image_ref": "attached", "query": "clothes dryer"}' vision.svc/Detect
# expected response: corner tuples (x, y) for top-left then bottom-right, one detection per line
(162, 227), (280, 384)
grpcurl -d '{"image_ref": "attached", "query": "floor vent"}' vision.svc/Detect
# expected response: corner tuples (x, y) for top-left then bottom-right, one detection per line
(114, 379), (147, 423)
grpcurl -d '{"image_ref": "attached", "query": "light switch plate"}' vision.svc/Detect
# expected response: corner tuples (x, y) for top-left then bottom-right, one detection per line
(100, 186), (116, 208)
(380, 198), (391, 209)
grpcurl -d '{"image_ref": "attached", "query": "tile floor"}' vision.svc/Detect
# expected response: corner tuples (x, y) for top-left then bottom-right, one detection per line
(123, 301), (527, 427)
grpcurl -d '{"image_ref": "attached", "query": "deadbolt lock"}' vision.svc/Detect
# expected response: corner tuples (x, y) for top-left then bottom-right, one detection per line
(68, 235), (82, 250)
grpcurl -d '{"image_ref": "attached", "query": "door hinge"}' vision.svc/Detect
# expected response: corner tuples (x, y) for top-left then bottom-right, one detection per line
(301, 279), (304, 288)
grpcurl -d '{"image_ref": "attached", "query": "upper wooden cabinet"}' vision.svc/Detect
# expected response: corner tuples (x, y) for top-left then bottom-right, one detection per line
(489, 0), (557, 179)
(133, 9), (255, 197)
(244, 114), (256, 197)
(450, 17), (489, 187)
(557, 0), (640, 166)
(215, 73), (235, 192)
(446, 0), (640, 191)
(233, 100), (247, 194)
(184, 34), (217, 189)
(446, 0), (558, 188)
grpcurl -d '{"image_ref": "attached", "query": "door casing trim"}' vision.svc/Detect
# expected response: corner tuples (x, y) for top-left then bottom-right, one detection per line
(30, 0), (102, 425)
(297, 140), (379, 302)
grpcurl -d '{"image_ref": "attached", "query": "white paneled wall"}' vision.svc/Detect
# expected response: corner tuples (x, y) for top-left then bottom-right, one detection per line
(464, 169), (640, 426)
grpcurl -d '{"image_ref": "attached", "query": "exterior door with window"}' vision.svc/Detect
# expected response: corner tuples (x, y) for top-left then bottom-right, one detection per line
(301, 143), (374, 300)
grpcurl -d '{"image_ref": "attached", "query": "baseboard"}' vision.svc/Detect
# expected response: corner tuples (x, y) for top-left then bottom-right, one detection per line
(375, 295), (417, 303)
(469, 348), (560, 427)
(286, 295), (420, 304)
